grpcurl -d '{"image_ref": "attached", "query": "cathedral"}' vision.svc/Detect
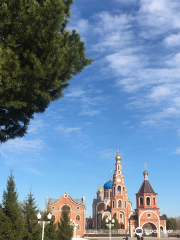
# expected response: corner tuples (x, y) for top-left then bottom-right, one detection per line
(86, 151), (166, 238)
(45, 150), (166, 238)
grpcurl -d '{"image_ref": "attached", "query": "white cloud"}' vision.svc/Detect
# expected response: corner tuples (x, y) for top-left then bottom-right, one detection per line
(99, 149), (115, 159)
(28, 119), (49, 134)
(24, 167), (44, 176)
(164, 33), (180, 47)
(79, 110), (100, 116)
(175, 147), (180, 154)
(137, 0), (180, 38)
(114, 0), (137, 3)
(65, 88), (85, 98)
(1, 138), (47, 154)
(55, 125), (81, 137)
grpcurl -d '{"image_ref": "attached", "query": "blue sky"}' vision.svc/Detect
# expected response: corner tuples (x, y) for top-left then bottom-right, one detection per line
(1, 0), (180, 218)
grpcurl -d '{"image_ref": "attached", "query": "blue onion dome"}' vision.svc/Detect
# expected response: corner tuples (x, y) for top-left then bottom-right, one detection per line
(104, 178), (113, 190)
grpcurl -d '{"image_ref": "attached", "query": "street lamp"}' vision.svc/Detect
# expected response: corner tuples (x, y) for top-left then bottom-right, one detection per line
(106, 217), (115, 240)
(70, 219), (78, 239)
(37, 212), (52, 240)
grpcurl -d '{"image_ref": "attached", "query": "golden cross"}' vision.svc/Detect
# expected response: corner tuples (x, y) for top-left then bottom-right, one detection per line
(116, 146), (120, 153)
(144, 163), (147, 171)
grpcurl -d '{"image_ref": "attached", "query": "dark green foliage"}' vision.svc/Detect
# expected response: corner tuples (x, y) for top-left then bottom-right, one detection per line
(1, 170), (24, 240)
(43, 212), (58, 240)
(163, 214), (178, 231)
(23, 191), (41, 240)
(111, 217), (119, 230)
(101, 216), (108, 229)
(163, 214), (168, 220)
(57, 205), (73, 240)
(167, 217), (178, 231)
(0, 0), (93, 143)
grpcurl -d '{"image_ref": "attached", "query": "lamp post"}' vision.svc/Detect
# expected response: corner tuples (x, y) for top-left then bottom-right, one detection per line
(106, 217), (115, 240)
(37, 212), (52, 240)
(70, 219), (78, 239)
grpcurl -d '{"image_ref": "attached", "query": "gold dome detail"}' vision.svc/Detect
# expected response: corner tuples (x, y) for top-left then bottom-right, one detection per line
(97, 187), (103, 194)
(110, 176), (113, 181)
(143, 170), (148, 176)
(115, 153), (121, 161)
(125, 189), (127, 193)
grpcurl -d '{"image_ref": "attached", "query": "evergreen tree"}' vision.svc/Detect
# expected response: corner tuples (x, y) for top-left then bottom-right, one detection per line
(1, 170), (24, 240)
(57, 205), (73, 240)
(112, 217), (120, 230)
(0, 208), (14, 240)
(167, 217), (178, 231)
(23, 190), (41, 240)
(43, 211), (58, 240)
(101, 216), (108, 229)
(0, 0), (93, 143)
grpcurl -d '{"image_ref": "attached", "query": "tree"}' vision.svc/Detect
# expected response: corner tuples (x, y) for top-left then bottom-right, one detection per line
(101, 216), (108, 229)
(163, 214), (168, 221)
(175, 216), (180, 230)
(43, 211), (58, 240)
(0, 0), (93, 143)
(57, 205), (73, 240)
(1, 170), (24, 239)
(167, 217), (178, 231)
(23, 190), (41, 240)
(111, 216), (119, 230)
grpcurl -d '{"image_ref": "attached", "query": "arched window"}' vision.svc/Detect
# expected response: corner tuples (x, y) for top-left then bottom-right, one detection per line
(123, 187), (125, 194)
(118, 200), (122, 208)
(146, 197), (150, 205)
(125, 201), (127, 208)
(140, 197), (143, 205)
(76, 225), (80, 231)
(153, 197), (156, 205)
(110, 191), (112, 197)
(106, 192), (108, 198)
(118, 165), (120, 170)
(76, 215), (80, 221)
(117, 186), (121, 193)
(62, 205), (70, 211)
(119, 213), (123, 220)
(113, 187), (115, 195)
(112, 201), (115, 208)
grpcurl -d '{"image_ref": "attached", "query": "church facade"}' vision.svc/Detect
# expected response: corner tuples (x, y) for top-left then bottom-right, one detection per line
(45, 193), (86, 237)
(87, 152), (166, 238)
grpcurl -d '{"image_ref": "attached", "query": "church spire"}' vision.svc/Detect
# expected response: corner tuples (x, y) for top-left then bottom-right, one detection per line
(143, 163), (148, 180)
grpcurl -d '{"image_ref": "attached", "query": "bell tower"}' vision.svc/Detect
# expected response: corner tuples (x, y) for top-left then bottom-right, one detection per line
(111, 148), (129, 229)
(136, 164), (158, 209)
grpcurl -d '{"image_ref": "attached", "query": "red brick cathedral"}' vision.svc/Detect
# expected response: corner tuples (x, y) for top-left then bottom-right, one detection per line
(87, 152), (166, 238)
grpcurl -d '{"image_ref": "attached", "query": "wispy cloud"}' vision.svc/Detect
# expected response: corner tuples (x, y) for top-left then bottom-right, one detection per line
(65, 86), (105, 117)
(79, 110), (100, 116)
(99, 149), (116, 160)
(23, 167), (44, 176)
(54, 125), (81, 137)
(175, 147), (180, 154)
(28, 119), (49, 134)
(1, 138), (47, 154)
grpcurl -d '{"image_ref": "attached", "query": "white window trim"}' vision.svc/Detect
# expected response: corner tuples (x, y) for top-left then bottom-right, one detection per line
(146, 196), (151, 206)
(76, 215), (81, 221)
(139, 196), (143, 206)
(117, 185), (121, 194)
(76, 225), (80, 231)
(117, 199), (122, 208)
